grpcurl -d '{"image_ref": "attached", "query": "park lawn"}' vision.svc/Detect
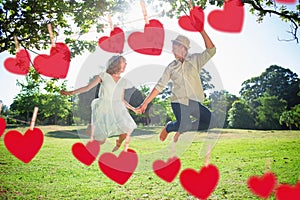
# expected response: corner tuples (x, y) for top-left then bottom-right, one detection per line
(0, 126), (300, 200)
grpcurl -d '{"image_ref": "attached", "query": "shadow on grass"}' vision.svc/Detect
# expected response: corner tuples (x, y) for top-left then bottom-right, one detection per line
(45, 129), (89, 139)
(131, 128), (157, 137)
(6, 124), (27, 129)
(45, 127), (157, 139)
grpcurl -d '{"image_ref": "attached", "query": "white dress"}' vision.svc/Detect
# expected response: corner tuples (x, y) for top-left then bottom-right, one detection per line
(91, 72), (137, 141)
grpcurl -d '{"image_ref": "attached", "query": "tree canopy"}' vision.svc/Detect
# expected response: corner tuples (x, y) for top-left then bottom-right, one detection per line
(0, 0), (129, 56)
(255, 94), (287, 130)
(1, 0), (299, 58)
(240, 65), (300, 108)
(227, 100), (255, 129)
(9, 68), (72, 125)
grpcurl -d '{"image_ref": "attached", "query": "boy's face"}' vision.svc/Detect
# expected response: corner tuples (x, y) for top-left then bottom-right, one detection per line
(172, 43), (185, 59)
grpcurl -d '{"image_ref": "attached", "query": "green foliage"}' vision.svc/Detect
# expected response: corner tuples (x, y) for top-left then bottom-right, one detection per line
(227, 100), (255, 129)
(280, 104), (300, 129)
(236, 66), (300, 130)
(240, 65), (300, 108)
(152, 96), (175, 124)
(0, 0), (128, 56)
(39, 94), (73, 125)
(209, 90), (239, 128)
(255, 94), (287, 130)
(10, 67), (72, 125)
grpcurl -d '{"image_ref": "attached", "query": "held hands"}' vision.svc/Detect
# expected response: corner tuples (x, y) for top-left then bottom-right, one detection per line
(131, 107), (143, 115)
(135, 103), (148, 114)
(131, 107), (141, 114)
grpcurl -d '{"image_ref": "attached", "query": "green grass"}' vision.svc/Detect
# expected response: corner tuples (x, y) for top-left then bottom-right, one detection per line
(0, 126), (300, 199)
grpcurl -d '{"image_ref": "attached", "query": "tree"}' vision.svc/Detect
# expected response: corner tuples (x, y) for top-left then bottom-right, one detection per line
(10, 68), (41, 123)
(209, 90), (239, 128)
(0, 0), (129, 55)
(162, 0), (300, 43)
(227, 100), (255, 129)
(40, 94), (73, 125)
(280, 104), (300, 129)
(255, 93), (287, 130)
(240, 65), (300, 108)
(10, 68), (72, 125)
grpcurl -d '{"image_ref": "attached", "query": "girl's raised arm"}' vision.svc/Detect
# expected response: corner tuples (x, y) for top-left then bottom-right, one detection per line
(61, 76), (102, 96)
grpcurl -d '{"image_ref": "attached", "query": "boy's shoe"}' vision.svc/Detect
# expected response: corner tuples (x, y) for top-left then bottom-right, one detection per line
(159, 127), (169, 141)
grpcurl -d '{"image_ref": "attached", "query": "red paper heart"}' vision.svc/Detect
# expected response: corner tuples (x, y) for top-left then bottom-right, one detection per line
(178, 16), (196, 31)
(208, 0), (244, 33)
(275, 181), (300, 200)
(128, 19), (164, 56)
(98, 27), (125, 53)
(4, 128), (44, 163)
(178, 6), (205, 32)
(0, 117), (6, 137)
(247, 172), (277, 198)
(33, 43), (71, 78)
(275, 0), (296, 4)
(153, 156), (181, 183)
(72, 140), (100, 166)
(179, 164), (219, 199)
(98, 149), (138, 185)
(4, 49), (31, 75)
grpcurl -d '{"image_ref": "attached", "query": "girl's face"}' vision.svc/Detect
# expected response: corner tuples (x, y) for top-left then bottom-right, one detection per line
(119, 58), (127, 73)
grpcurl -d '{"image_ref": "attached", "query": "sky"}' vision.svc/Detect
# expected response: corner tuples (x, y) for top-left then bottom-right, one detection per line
(0, 2), (300, 108)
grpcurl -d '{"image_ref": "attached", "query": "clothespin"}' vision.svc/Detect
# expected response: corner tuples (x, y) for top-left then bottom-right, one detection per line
(205, 144), (212, 166)
(140, 0), (149, 24)
(47, 23), (56, 47)
(108, 15), (114, 31)
(189, 0), (193, 10)
(29, 107), (38, 131)
(14, 36), (20, 53)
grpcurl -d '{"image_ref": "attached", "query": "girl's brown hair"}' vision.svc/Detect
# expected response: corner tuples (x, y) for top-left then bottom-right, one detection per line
(106, 55), (125, 75)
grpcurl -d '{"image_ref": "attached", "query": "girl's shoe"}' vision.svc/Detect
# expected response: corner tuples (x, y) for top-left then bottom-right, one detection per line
(112, 139), (122, 152)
